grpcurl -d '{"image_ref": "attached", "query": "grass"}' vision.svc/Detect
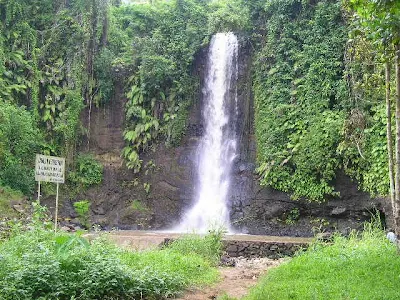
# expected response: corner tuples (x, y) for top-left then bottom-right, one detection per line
(120, 248), (219, 286)
(0, 216), (221, 299)
(166, 228), (224, 266)
(242, 221), (400, 300)
(0, 185), (25, 240)
(0, 185), (23, 217)
(130, 199), (149, 212)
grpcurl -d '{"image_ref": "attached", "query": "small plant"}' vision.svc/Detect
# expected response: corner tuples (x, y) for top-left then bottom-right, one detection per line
(143, 182), (151, 194)
(31, 200), (53, 229)
(55, 232), (90, 255)
(283, 208), (300, 225)
(73, 200), (91, 229)
(121, 178), (140, 188)
(310, 218), (330, 234)
(130, 200), (148, 212)
(144, 160), (156, 175)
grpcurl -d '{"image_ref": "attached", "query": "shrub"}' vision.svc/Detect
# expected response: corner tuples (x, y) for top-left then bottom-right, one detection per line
(73, 200), (91, 229)
(0, 102), (42, 194)
(167, 228), (224, 266)
(69, 154), (103, 188)
(0, 214), (219, 299)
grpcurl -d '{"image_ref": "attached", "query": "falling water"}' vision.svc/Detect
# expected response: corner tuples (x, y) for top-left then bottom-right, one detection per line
(177, 32), (239, 233)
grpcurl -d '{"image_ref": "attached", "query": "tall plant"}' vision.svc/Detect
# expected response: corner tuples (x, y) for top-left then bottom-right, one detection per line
(348, 0), (400, 233)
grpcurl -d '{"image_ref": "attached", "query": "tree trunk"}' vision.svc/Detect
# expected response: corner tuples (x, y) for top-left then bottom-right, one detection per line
(386, 61), (396, 223)
(100, 10), (108, 48)
(395, 43), (400, 234)
(86, 0), (98, 151)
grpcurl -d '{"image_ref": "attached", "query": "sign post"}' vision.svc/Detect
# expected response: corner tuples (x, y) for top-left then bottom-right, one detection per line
(35, 154), (65, 232)
(55, 183), (59, 232)
(37, 181), (41, 204)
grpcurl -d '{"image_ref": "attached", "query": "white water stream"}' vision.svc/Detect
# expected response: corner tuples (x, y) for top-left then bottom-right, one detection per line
(176, 32), (239, 233)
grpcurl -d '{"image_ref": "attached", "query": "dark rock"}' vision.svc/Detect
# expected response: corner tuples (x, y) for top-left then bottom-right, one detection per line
(60, 226), (72, 232)
(269, 245), (279, 251)
(316, 232), (333, 241)
(331, 207), (347, 216)
(226, 244), (239, 253)
(93, 206), (105, 215)
(157, 181), (179, 193)
(220, 254), (236, 266)
(12, 204), (25, 214)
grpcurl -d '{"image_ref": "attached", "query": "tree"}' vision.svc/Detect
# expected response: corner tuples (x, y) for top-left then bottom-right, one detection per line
(349, 0), (400, 234)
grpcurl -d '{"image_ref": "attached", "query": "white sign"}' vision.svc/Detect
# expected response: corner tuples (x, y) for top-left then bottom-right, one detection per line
(35, 154), (65, 183)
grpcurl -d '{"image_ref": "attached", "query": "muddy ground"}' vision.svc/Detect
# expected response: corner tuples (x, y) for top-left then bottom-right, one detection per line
(175, 257), (286, 300)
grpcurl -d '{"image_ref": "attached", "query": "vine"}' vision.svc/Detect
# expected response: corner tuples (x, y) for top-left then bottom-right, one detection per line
(253, 0), (348, 201)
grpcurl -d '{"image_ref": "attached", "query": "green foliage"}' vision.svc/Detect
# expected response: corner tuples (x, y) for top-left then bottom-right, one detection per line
(94, 48), (115, 104)
(0, 102), (42, 194)
(339, 104), (390, 196)
(347, 0), (400, 47)
(0, 185), (24, 237)
(73, 200), (91, 229)
(69, 154), (103, 188)
(114, 0), (210, 170)
(244, 222), (400, 300)
(130, 199), (149, 212)
(254, 0), (348, 201)
(0, 0), (110, 197)
(207, 0), (250, 34)
(123, 80), (160, 172)
(166, 228), (224, 266)
(338, 10), (395, 196)
(282, 208), (300, 225)
(1, 0), (395, 203)
(51, 90), (85, 161)
(120, 247), (218, 291)
(0, 217), (219, 299)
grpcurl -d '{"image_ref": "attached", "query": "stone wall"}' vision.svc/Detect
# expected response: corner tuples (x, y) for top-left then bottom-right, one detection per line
(223, 240), (309, 259)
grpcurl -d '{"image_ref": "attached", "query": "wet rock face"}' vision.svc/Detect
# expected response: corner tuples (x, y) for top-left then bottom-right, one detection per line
(56, 41), (384, 236)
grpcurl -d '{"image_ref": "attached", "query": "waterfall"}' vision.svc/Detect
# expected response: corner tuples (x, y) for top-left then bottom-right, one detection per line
(177, 32), (239, 233)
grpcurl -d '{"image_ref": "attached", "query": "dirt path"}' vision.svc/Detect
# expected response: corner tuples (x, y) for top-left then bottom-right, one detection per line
(174, 257), (286, 300)
(85, 231), (299, 299)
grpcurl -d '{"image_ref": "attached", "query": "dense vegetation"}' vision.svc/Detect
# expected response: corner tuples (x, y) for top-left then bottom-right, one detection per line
(246, 0), (399, 201)
(0, 0), (108, 194)
(0, 0), (398, 203)
(241, 221), (400, 300)
(2, 1), (400, 299)
(0, 205), (222, 299)
(0, 0), (249, 196)
(252, 0), (348, 201)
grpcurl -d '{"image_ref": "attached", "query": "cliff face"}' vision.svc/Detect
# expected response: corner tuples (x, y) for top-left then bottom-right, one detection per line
(59, 40), (385, 236)
(229, 40), (385, 236)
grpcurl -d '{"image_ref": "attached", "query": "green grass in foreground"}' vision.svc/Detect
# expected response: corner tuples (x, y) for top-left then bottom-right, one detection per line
(0, 221), (220, 299)
(243, 222), (400, 300)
